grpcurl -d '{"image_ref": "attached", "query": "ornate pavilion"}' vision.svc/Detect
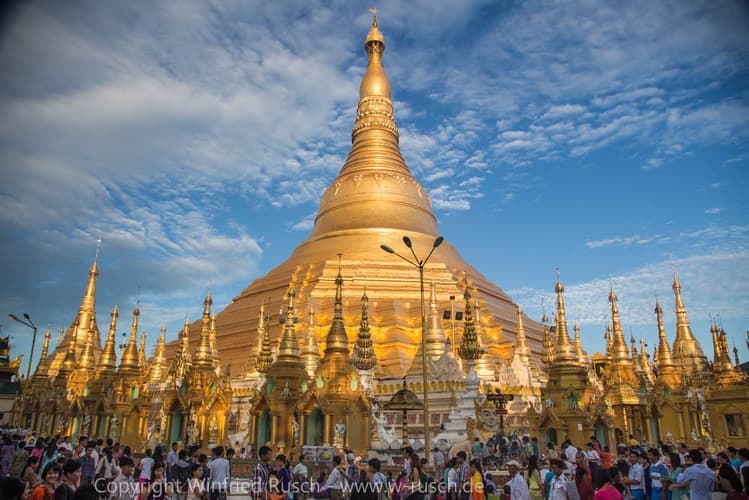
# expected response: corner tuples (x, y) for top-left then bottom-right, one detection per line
(13, 13), (749, 453)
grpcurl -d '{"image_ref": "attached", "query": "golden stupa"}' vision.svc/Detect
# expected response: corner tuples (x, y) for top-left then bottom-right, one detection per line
(167, 11), (545, 378)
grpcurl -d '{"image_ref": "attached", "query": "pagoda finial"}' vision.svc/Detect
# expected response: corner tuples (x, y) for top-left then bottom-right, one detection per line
(324, 257), (350, 356)
(515, 303), (530, 364)
(671, 272), (710, 385)
(168, 315), (192, 384)
(78, 315), (96, 372)
(32, 328), (52, 379)
(97, 305), (118, 375)
(353, 289), (376, 370)
(458, 287), (484, 361)
(608, 284), (630, 362)
(553, 273), (575, 362)
(655, 298), (675, 368)
(301, 308), (321, 378)
(423, 280), (446, 360)
(194, 291), (214, 367)
(138, 330), (147, 370)
(276, 285), (302, 363)
(573, 319), (586, 362)
(256, 309), (273, 374)
(118, 304), (141, 375)
(209, 314), (219, 368)
(147, 324), (168, 385)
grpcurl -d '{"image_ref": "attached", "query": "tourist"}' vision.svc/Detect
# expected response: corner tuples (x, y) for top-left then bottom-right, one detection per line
(8, 441), (30, 478)
(547, 443), (559, 461)
(30, 463), (61, 500)
(74, 482), (101, 500)
(96, 447), (118, 494)
(548, 459), (580, 500)
(403, 447), (414, 480)
(276, 454), (292, 496)
(172, 450), (193, 499)
(153, 447), (165, 470)
(725, 447), (741, 473)
(252, 446), (273, 500)
(23, 456), (43, 490)
(434, 448), (446, 486)
(312, 472), (329, 499)
(186, 464), (206, 500)
(646, 448), (667, 500)
(594, 470), (624, 500)
(506, 460), (529, 500)
(666, 453), (686, 500)
(574, 467), (593, 500)
(207, 446), (230, 500)
(2, 436), (14, 476)
(79, 444), (97, 485)
(563, 442), (578, 466)
(140, 462), (173, 500)
(139, 449), (155, 487)
(110, 456), (138, 500)
(166, 443), (179, 474)
(456, 451), (469, 500)
(369, 458), (388, 500)
(668, 450), (714, 500)
(532, 438), (541, 460)
(598, 447), (614, 488)
(56, 459), (82, 500)
(584, 444), (600, 487)
(738, 448), (749, 496)
(623, 451), (645, 500)
(321, 455), (346, 500)
(716, 461), (742, 500)
(346, 455), (360, 484)
(293, 454), (310, 500)
(527, 456), (544, 500)
(467, 459), (485, 500)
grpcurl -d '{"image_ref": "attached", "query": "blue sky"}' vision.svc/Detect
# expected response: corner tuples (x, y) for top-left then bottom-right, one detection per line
(1, 0), (748, 376)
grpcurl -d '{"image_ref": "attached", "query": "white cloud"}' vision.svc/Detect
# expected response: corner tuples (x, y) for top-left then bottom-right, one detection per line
(704, 207), (723, 215)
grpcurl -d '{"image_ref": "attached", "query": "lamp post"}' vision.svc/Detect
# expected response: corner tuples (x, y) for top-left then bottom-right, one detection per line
(486, 388), (514, 437)
(381, 235), (443, 463)
(8, 313), (38, 380)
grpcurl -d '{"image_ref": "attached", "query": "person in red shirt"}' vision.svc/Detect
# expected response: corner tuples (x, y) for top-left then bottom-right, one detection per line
(575, 467), (594, 500)
(594, 470), (624, 500)
(598, 447), (614, 489)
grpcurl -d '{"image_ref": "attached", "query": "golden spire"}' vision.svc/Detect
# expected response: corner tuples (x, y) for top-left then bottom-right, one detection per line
(58, 321), (78, 378)
(32, 328), (51, 379)
(573, 319), (586, 362)
(301, 309), (321, 378)
(209, 314), (219, 368)
(353, 289), (376, 370)
(542, 312), (554, 368)
(118, 304), (141, 375)
(631, 336), (643, 373)
(78, 315), (97, 372)
(97, 305), (118, 375)
(608, 285), (630, 363)
(713, 325), (744, 385)
(424, 281), (446, 359)
(308, 11), (439, 241)
(168, 315), (192, 383)
(458, 287), (484, 361)
(639, 336), (652, 377)
(147, 324), (168, 385)
(276, 285), (303, 364)
(671, 272), (710, 383)
(553, 274), (575, 362)
(604, 324), (613, 358)
(323, 261), (350, 356)
(244, 302), (266, 378)
(654, 299), (681, 387)
(66, 240), (103, 351)
(515, 304), (530, 364)
(256, 311), (273, 374)
(138, 330), (147, 370)
(193, 292), (214, 368)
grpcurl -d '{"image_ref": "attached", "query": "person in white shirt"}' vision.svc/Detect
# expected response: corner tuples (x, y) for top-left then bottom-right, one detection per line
(564, 442), (578, 465)
(208, 445), (231, 499)
(506, 460), (530, 500)
(549, 459), (580, 500)
(323, 456), (347, 500)
(139, 448), (155, 486)
(110, 456), (138, 500)
(166, 442), (179, 470)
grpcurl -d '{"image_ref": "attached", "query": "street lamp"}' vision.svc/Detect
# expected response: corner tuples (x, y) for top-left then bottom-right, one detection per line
(8, 313), (38, 380)
(381, 235), (443, 463)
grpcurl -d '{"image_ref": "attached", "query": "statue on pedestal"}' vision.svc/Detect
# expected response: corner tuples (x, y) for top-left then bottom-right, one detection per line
(333, 422), (345, 449)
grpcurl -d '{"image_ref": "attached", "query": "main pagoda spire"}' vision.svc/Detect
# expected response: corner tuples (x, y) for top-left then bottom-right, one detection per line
(552, 274), (575, 363)
(308, 11), (439, 240)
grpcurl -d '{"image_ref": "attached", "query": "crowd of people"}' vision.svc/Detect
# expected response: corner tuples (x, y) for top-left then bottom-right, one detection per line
(1, 431), (749, 500)
(0, 431), (234, 500)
